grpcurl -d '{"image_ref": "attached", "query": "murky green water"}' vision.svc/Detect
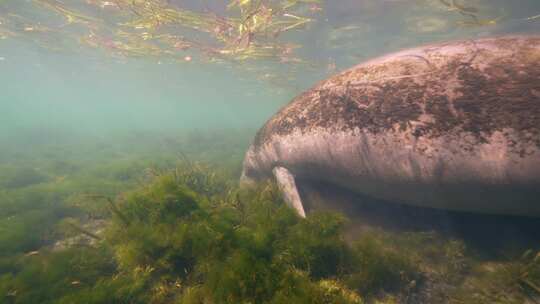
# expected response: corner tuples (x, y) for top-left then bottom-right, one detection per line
(1, 1), (539, 303)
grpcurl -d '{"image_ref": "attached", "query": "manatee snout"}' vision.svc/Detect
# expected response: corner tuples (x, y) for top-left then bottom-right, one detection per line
(239, 146), (265, 186)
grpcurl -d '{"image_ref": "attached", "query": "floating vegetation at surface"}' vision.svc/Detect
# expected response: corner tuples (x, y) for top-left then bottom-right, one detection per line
(525, 13), (540, 21)
(0, 1), (535, 66)
(1, 0), (537, 91)
(0, 0), (322, 63)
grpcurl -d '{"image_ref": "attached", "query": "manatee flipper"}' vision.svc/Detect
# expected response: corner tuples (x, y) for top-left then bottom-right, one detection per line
(272, 167), (306, 218)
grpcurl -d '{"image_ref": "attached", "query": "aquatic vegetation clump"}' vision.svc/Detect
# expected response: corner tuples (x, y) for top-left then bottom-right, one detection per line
(1, 169), (369, 303)
(345, 233), (419, 296)
(0, 246), (115, 304)
(447, 249), (540, 304)
(102, 175), (364, 303)
(0, 131), (539, 303)
(0, 166), (48, 189)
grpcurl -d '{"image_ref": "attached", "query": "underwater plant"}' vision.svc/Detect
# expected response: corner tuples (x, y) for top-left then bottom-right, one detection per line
(101, 174), (364, 303)
(1, 129), (539, 303)
(345, 233), (419, 297)
(0, 166), (48, 189)
(446, 249), (540, 304)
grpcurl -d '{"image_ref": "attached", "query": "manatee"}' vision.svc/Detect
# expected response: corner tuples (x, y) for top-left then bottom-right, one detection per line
(241, 35), (540, 217)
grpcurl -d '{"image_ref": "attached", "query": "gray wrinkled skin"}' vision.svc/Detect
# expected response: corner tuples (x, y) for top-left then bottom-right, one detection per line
(242, 35), (540, 217)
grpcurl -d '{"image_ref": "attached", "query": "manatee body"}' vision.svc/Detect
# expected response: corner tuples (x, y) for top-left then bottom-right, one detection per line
(242, 35), (540, 217)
